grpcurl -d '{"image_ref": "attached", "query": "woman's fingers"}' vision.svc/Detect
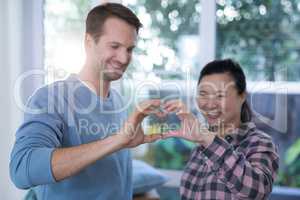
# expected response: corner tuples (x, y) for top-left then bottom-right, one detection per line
(134, 99), (165, 120)
(139, 99), (160, 113)
(161, 130), (183, 139)
(163, 100), (186, 113)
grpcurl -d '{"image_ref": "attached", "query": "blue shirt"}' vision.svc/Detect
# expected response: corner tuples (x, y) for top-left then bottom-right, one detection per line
(10, 75), (132, 200)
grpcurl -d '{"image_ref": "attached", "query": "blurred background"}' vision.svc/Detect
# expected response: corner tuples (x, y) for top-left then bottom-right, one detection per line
(1, 0), (300, 199)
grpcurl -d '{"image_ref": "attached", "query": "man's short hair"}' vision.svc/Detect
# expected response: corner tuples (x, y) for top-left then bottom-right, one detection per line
(86, 3), (142, 43)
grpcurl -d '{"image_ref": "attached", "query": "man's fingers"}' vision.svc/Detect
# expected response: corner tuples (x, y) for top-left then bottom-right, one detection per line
(136, 99), (162, 115)
(163, 99), (180, 107)
(163, 100), (180, 111)
(163, 104), (179, 113)
(143, 134), (162, 143)
(144, 99), (161, 109)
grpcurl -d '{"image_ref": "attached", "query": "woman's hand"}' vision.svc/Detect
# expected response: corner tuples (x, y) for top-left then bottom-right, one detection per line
(162, 100), (215, 147)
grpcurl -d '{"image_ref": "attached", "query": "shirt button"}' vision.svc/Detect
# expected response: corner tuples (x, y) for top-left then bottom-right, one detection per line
(217, 171), (223, 177)
(225, 135), (232, 142)
(212, 165), (219, 172)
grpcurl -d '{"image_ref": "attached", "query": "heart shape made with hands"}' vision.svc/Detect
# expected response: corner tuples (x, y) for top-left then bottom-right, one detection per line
(144, 100), (186, 136)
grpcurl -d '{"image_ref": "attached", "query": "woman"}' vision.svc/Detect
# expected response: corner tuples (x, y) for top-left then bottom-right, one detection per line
(162, 59), (279, 200)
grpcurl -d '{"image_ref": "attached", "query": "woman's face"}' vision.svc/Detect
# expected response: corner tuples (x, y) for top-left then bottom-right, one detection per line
(197, 73), (246, 129)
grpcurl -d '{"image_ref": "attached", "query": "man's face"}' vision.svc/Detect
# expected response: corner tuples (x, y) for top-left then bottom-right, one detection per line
(87, 17), (137, 81)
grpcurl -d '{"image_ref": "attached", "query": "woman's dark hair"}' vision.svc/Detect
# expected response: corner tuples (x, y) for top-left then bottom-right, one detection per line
(86, 3), (142, 43)
(198, 58), (252, 122)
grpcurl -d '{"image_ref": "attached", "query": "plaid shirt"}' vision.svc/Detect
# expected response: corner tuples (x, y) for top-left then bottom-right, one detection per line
(180, 122), (279, 200)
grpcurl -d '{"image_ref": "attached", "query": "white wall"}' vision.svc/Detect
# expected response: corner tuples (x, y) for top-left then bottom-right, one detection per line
(0, 0), (44, 199)
(0, 0), (25, 199)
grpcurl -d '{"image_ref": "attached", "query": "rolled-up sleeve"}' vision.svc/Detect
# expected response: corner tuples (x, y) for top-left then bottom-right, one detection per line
(9, 87), (64, 189)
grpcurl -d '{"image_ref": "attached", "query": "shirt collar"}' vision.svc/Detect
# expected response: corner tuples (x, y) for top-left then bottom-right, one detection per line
(224, 122), (256, 144)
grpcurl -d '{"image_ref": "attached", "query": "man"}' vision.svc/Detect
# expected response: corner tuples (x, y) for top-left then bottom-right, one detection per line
(10, 3), (163, 199)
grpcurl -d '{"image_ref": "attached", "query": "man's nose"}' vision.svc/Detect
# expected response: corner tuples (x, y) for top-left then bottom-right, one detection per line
(117, 50), (130, 65)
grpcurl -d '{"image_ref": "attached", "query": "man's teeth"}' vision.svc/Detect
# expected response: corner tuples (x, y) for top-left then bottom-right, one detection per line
(207, 112), (220, 117)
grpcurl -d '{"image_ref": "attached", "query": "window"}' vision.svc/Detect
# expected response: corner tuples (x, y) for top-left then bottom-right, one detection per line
(216, 0), (300, 81)
(44, 0), (90, 83)
(215, 0), (300, 188)
(122, 0), (201, 81)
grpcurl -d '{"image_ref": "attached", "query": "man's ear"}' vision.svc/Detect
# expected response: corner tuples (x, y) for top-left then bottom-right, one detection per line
(84, 34), (94, 50)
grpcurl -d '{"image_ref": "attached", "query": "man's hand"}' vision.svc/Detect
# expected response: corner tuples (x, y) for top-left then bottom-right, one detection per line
(119, 99), (165, 148)
(161, 100), (215, 147)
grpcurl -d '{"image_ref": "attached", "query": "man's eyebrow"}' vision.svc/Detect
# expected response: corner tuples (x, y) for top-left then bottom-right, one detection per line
(109, 41), (136, 49)
(109, 41), (121, 45)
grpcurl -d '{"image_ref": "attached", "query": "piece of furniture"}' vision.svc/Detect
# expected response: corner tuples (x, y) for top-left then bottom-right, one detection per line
(132, 160), (168, 195)
(133, 189), (160, 200)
